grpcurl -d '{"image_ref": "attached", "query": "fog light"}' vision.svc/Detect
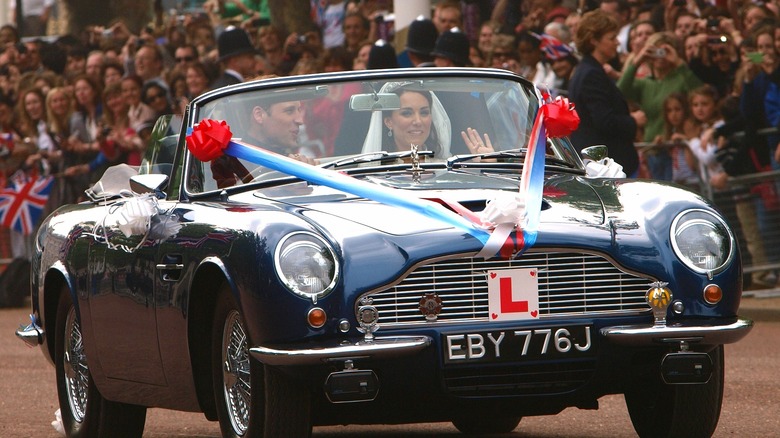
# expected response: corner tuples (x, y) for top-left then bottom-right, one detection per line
(308, 308), (327, 328)
(703, 284), (722, 304)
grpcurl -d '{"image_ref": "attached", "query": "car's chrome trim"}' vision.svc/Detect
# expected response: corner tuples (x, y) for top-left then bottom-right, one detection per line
(600, 318), (753, 345)
(15, 315), (44, 347)
(249, 335), (432, 366)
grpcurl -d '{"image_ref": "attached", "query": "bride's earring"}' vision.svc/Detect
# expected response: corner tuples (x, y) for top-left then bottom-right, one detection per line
(387, 130), (393, 138)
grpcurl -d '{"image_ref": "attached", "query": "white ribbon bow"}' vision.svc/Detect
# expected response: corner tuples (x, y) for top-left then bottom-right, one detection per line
(114, 194), (158, 238)
(475, 192), (528, 259)
(585, 158), (626, 178)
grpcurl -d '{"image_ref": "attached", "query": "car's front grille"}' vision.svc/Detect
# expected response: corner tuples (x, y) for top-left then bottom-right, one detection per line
(363, 251), (653, 327)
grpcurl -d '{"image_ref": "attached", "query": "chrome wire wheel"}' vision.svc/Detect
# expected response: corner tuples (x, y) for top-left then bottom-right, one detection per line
(221, 309), (251, 436)
(63, 305), (89, 423)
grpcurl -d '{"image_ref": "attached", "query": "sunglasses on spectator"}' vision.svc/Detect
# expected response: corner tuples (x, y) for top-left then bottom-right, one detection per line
(493, 51), (512, 59)
(175, 56), (195, 63)
(146, 93), (164, 102)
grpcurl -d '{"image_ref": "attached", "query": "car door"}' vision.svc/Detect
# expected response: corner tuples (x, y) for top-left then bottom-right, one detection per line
(87, 218), (167, 385)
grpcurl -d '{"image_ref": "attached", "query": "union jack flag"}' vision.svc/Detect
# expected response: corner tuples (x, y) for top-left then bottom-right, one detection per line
(534, 33), (573, 61)
(0, 173), (54, 235)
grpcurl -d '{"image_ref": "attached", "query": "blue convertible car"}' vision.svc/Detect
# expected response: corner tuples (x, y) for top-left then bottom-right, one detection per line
(18, 68), (752, 437)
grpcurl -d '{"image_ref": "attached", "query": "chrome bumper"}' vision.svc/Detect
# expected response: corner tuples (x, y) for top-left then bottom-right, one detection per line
(250, 335), (432, 366)
(601, 317), (753, 345)
(15, 315), (44, 348)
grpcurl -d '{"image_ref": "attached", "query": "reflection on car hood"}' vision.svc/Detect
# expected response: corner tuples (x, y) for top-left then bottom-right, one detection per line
(257, 171), (605, 235)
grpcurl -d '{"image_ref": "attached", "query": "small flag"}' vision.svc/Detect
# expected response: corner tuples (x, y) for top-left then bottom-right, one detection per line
(534, 33), (574, 61)
(0, 173), (54, 235)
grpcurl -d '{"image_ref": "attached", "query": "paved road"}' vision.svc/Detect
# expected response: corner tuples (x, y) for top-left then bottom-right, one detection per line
(2, 297), (778, 437)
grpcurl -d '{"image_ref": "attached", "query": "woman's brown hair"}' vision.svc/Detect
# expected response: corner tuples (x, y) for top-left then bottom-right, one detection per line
(575, 10), (619, 55)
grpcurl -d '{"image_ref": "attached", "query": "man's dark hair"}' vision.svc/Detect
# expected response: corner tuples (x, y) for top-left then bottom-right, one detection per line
(40, 41), (67, 75)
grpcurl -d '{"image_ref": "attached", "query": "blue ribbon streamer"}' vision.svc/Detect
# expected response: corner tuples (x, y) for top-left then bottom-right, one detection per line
(224, 140), (491, 245)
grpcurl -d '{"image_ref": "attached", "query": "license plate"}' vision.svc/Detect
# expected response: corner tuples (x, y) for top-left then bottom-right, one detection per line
(443, 325), (595, 364)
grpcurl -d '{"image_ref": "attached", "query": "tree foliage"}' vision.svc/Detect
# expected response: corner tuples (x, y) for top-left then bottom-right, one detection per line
(64, 0), (153, 34)
(64, 0), (314, 36)
(268, 0), (316, 34)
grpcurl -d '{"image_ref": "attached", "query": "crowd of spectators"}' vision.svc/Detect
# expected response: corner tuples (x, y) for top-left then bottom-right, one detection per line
(0, 0), (778, 285)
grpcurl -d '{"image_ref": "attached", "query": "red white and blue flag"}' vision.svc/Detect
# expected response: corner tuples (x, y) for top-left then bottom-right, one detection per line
(519, 108), (547, 248)
(535, 33), (573, 61)
(0, 173), (54, 235)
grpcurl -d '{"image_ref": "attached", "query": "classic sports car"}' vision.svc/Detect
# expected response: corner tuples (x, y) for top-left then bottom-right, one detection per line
(18, 68), (752, 437)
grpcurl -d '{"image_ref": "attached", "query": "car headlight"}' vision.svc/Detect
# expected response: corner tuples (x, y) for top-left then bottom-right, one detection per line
(274, 231), (339, 302)
(670, 209), (735, 275)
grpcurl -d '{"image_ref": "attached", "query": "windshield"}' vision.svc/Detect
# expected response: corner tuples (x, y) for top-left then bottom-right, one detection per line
(185, 73), (580, 194)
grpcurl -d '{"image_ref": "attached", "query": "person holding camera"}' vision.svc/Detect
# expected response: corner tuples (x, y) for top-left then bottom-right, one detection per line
(618, 31), (702, 179)
(686, 29), (739, 99)
(740, 25), (780, 168)
(619, 32), (702, 143)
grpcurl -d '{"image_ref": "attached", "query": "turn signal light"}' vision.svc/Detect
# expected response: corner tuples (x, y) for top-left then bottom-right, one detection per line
(308, 308), (327, 328)
(703, 284), (722, 304)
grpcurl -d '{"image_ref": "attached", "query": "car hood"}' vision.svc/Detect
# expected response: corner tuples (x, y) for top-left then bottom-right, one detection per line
(246, 170), (713, 292)
(254, 170), (605, 235)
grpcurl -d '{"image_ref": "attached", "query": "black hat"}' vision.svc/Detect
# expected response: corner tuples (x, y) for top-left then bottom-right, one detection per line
(367, 40), (399, 69)
(406, 16), (438, 56)
(430, 28), (469, 66)
(218, 27), (256, 62)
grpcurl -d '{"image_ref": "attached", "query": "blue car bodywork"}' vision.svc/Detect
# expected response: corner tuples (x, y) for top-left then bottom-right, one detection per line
(20, 68), (751, 437)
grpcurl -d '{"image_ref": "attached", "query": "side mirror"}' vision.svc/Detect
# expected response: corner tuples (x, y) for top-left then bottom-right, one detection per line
(130, 174), (168, 198)
(349, 93), (401, 111)
(580, 145), (608, 162)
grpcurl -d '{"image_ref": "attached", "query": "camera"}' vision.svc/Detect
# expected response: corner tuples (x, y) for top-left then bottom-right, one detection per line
(707, 35), (728, 44)
(707, 17), (721, 29)
(650, 47), (666, 58)
(296, 35), (308, 44)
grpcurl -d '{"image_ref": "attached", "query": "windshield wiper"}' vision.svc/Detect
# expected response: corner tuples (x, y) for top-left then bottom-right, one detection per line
(321, 150), (434, 169)
(446, 150), (526, 169)
(446, 150), (577, 170)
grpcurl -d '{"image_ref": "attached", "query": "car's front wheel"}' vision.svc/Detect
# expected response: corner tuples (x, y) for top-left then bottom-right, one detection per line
(55, 287), (147, 437)
(625, 346), (724, 438)
(212, 285), (312, 437)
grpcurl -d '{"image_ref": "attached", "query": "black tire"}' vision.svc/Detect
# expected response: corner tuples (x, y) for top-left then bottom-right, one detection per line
(54, 287), (147, 438)
(625, 346), (724, 438)
(452, 416), (521, 435)
(211, 285), (312, 438)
